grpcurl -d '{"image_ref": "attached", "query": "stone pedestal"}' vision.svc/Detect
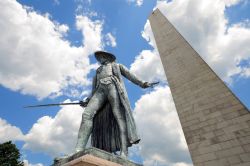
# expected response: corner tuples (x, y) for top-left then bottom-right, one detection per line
(53, 147), (142, 166)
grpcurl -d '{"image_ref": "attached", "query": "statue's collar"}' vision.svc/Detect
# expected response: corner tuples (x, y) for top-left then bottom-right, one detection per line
(101, 61), (111, 65)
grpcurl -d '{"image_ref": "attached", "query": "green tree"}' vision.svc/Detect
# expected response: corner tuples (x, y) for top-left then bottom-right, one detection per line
(0, 141), (24, 166)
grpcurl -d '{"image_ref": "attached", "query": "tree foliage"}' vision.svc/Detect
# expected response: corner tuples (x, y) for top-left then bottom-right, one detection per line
(0, 141), (24, 166)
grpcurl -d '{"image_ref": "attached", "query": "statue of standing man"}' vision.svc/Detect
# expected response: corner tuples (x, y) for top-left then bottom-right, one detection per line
(75, 51), (156, 158)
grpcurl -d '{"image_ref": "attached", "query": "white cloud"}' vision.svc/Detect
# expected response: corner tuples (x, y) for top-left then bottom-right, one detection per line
(23, 100), (83, 156)
(74, 0), (94, 15)
(130, 50), (165, 82)
(127, 0), (143, 7)
(130, 20), (166, 83)
(154, 0), (250, 83)
(56, 24), (69, 35)
(241, 67), (250, 77)
(0, 0), (109, 99)
(76, 15), (103, 55)
(0, 100), (86, 158)
(0, 118), (24, 143)
(141, 20), (157, 48)
(134, 86), (192, 166)
(105, 33), (117, 47)
(23, 160), (43, 166)
(172, 163), (193, 166)
(134, 0), (250, 85)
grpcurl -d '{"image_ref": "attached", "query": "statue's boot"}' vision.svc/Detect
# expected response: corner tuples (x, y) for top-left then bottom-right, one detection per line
(120, 151), (128, 159)
(120, 143), (128, 159)
(75, 118), (93, 152)
(54, 122), (92, 162)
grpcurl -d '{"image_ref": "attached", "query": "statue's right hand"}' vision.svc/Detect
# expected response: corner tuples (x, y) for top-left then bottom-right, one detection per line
(79, 100), (88, 107)
(142, 82), (151, 88)
(142, 81), (159, 89)
(85, 97), (90, 103)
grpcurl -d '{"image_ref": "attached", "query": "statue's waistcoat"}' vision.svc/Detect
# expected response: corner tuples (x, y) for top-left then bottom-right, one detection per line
(96, 63), (113, 85)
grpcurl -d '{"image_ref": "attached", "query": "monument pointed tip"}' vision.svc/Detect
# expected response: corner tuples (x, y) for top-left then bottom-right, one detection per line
(149, 8), (158, 19)
(149, 8), (163, 19)
(151, 8), (159, 14)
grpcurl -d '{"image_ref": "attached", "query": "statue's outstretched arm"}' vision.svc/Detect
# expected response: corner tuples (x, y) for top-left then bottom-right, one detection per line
(119, 64), (159, 88)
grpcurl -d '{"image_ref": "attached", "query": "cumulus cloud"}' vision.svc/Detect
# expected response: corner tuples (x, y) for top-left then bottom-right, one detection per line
(105, 33), (117, 47)
(154, 0), (250, 83)
(172, 163), (193, 166)
(241, 67), (250, 77)
(0, 99), (85, 157)
(74, 0), (96, 16)
(130, 20), (166, 82)
(23, 100), (83, 156)
(134, 86), (192, 166)
(133, 0), (250, 84)
(141, 20), (157, 48)
(127, 0), (144, 7)
(130, 49), (165, 82)
(0, 0), (112, 99)
(23, 160), (43, 166)
(55, 24), (69, 35)
(0, 118), (24, 143)
(76, 15), (103, 55)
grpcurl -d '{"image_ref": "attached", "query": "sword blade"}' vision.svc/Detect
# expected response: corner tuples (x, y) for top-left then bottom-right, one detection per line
(24, 102), (81, 108)
(151, 81), (159, 85)
(150, 81), (160, 88)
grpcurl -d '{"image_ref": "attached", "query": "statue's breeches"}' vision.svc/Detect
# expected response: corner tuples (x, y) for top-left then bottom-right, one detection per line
(83, 82), (125, 120)
(76, 81), (128, 153)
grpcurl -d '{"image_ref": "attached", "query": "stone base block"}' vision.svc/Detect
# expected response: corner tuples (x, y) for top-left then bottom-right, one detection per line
(53, 147), (142, 166)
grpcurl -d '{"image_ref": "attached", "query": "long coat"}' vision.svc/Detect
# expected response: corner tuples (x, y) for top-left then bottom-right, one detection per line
(91, 62), (144, 152)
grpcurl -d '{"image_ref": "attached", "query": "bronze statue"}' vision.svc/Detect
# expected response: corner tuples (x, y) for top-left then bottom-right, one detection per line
(25, 51), (158, 160)
(75, 51), (157, 158)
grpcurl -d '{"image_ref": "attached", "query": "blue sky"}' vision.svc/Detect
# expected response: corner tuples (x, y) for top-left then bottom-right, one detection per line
(0, 0), (250, 166)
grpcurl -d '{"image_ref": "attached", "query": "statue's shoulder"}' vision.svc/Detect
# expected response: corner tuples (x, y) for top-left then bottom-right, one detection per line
(96, 65), (103, 73)
(111, 62), (121, 68)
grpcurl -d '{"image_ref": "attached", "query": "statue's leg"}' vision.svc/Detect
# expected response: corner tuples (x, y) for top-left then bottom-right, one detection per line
(107, 84), (128, 157)
(75, 88), (106, 152)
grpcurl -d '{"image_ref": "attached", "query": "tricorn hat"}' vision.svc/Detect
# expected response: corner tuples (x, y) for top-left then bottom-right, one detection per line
(94, 51), (116, 62)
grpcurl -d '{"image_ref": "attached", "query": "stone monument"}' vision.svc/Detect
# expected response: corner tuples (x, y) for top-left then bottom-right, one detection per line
(149, 9), (250, 166)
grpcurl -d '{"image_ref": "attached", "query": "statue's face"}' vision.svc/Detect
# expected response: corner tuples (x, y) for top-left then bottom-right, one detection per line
(98, 55), (108, 64)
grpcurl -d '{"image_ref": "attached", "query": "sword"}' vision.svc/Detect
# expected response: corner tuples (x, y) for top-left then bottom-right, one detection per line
(150, 81), (160, 87)
(147, 81), (160, 88)
(24, 101), (88, 108)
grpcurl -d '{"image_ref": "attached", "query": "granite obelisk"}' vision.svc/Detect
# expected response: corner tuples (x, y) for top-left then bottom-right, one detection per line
(149, 9), (250, 166)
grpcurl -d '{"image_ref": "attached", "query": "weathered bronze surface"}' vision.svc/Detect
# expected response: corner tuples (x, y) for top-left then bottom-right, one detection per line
(75, 51), (157, 158)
